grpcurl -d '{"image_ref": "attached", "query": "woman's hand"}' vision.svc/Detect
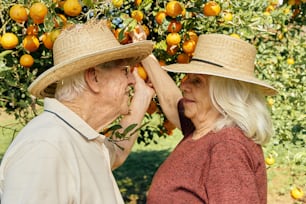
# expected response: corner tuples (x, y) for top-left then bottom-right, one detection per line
(129, 25), (147, 43)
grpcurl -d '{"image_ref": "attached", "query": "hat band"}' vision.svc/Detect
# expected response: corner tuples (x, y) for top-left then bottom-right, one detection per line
(191, 58), (223, 68)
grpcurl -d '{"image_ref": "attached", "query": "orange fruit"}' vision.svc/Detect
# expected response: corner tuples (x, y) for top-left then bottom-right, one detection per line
(167, 20), (182, 33)
(131, 10), (144, 22)
(26, 25), (39, 36)
(113, 29), (130, 44)
(112, 0), (123, 8)
(166, 45), (178, 55)
(159, 60), (166, 66)
(223, 12), (233, 21)
(9, 4), (28, 23)
(166, 32), (181, 46)
(155, 11), (167, 25)
(230, 33), (240, 39)
(185, 31), (198, 43)
(50, 29), (62, 42)
(1, 33), (19, 49)
(182, 40), (196, 54)
(287, 58), (295, 65)
(203, 1), (221, 16)
(147, 100), (157, 114)
(163, 119), (176, 135)
(166, 1), (183, 18)
(134, 0), (142, 6)
(141, 24), (150, 37)
(64, 0), (82, 17)
(41, 33), (54, 49)
(20, 54), (34, 68)
(135, 65), (148, 81)
(53, 14), (67, 28)
(177, 53), (190, 63)
(22, 35), (40, 52)
(30, 2), (48, 24)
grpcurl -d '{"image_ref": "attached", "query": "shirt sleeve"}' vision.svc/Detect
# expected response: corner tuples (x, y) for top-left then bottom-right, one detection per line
(206, 140), (261, 204)
(177, 99), (195, 137)
(1, 141), (75, 204)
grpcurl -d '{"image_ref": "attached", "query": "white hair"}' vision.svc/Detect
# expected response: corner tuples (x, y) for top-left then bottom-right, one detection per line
(55, 71), (88, 101)
(209, 76), (273, 145)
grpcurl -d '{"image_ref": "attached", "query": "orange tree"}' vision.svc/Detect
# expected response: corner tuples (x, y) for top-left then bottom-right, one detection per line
(0, 0), (305, 202)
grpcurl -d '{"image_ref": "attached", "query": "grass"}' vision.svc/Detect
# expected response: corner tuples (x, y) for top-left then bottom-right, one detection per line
(0, 113), (300, 204)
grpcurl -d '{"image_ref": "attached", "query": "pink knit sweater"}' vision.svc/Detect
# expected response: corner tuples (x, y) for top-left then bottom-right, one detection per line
(147, 101), (267, 204)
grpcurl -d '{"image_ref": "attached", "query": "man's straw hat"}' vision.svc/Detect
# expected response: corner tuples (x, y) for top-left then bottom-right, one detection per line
(29, 21), (153, 98)
(163, 34), (277, 95)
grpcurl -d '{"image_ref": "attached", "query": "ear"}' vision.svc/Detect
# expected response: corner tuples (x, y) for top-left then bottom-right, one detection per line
(85, 68), (100, 93)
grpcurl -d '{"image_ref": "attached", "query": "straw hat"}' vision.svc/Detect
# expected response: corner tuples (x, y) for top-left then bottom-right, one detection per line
(163, 34), (277, 95)
(28, 21), (153, 98)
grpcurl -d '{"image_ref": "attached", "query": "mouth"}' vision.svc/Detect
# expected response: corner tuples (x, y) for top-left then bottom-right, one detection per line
(182, 97), (195, 103)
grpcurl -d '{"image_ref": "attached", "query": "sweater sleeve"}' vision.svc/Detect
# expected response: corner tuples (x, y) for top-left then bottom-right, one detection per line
(206, 140), (261, 204)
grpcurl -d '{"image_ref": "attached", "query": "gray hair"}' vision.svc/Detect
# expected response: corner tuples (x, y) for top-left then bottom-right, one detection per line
(209, 76), (273, 145)
(55, 71), (88, 101)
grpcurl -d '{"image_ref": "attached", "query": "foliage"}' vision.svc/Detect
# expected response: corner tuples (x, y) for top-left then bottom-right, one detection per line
(0, 0), (305, 202)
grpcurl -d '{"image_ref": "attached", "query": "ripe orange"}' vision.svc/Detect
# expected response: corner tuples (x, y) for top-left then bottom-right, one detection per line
(134, 0), (142, 6)
(159, 60), (166, 66)
(20, 54), (34, 68)
(166, 45), (178, 56)
(223, 12), (233, 21)
(185, 31), (198, 43)
(141, 24), (150, 37)
(177, 53), (190, 64)
(112, 0), (123, 8)
(147, 100), (157, 114)
(50, 29), (62, 42)
(203, 1), (221, 16)
(166, 1), (183, 18)
(290, 187), (304, 200)
(23, 35), (40, 52)
(53, 14), (67, 28)
(167, 20), (182, 33)
(166, 32), (181, 46)
(131, 10), (144, 22)
(230, 33), (240, 39)
(265, 156), (275, 165)
(1, 33), (19, 49)
(182, 40), (196, 54)
(41, 33), (54, 49)
(30, 2), (48, 24)
(9, 4), (28, 23)
(26, 25), (39, 36)
(113, 29), (130, 44)
(155, 11), (167, 25)
(163, 119), (176, 135)
(64, 0), (82, 17)
(136, 65), (148, 81)
(287, 58), (295, 65)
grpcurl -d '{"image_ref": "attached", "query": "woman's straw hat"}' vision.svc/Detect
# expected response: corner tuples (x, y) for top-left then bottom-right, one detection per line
(29, 21), (153, 98)
(163, 34), (277, 95)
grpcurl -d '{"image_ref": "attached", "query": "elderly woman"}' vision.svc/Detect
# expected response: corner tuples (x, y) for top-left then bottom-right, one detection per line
(0, 21), (154, 204)
(132, 32), (277, 203)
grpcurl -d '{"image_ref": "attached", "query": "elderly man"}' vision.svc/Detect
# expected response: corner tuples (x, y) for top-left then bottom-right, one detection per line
(0, 20), (154, 204)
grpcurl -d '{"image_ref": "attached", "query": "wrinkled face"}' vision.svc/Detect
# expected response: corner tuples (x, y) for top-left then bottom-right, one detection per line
(95, 60), (135, 115)
(180, 74), (213, 120)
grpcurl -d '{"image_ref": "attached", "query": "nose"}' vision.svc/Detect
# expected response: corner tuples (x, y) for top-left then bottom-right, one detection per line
(180, 76), (190, 93)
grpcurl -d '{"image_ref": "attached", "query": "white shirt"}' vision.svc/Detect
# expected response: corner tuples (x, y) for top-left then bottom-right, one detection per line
(0, 98), (124, 204)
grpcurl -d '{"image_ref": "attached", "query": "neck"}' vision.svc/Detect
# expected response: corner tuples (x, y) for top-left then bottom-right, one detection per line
(191, 109), (221, 140)
(60, 96), (118, 131)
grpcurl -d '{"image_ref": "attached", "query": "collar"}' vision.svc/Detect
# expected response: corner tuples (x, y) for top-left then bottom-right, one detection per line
(44, 98), (104, 141)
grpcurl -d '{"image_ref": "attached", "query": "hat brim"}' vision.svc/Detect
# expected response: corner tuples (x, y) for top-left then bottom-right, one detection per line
(163, 61), (278, 96)
(29, 40), (153, 98)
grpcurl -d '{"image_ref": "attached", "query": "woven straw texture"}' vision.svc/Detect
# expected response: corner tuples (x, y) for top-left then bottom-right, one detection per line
(29, 21), (153, 98)
(163, 34), (277, 95)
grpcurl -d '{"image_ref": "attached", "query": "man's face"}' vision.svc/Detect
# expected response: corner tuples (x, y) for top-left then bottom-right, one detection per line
(95, 61), (135, 115)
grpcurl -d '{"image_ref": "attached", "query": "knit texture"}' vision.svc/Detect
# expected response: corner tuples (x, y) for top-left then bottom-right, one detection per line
(147, 100), (267, 204)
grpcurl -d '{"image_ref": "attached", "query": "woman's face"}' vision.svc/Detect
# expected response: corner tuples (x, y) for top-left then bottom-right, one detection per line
(180, 74), (213, 120)
(96, 63), (135, 115)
